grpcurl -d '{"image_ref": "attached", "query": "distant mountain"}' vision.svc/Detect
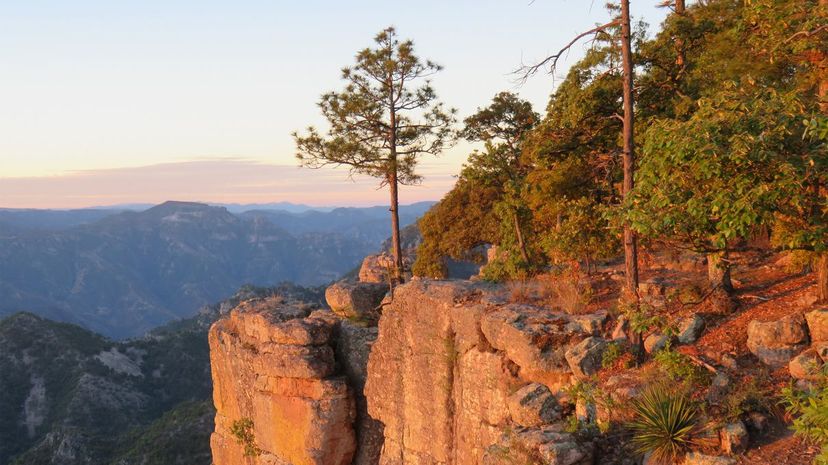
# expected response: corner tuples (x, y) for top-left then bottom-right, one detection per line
(0, 284), (321, 465)
(0, 201), (378, 338)
(0, 208), (128, 231)
(239, 201), (434, 246)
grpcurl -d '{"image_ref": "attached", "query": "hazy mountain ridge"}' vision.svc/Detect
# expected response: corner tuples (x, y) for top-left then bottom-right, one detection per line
(0, 201), (429, 338)
(0, 284), (322, 465)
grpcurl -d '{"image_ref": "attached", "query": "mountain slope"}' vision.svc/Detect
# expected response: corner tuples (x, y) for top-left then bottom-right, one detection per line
(0, 284), (321, 465)
(0, 201), (370, 338)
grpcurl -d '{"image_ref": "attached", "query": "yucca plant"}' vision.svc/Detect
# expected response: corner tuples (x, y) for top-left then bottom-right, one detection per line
(630, 384), (700, 464)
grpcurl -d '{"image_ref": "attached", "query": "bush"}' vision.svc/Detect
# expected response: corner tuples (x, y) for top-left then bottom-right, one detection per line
(230, 418), (261, 457)
(654, 346), (706, 385)
(630, 384), (701, 463)
(783, 377), (828, 464)
(602, 342), (626, 369)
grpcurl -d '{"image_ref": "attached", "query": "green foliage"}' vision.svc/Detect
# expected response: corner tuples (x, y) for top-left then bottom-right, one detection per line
(630, 384), (701, 463)
(230, 418), (261, 458)
(783, 377), (828, 464)
(601, 341), (626, 369)
(618, 300), (660, 336)
(722, 376), (775, 423)
(653, 346), (706, 386)
(626, 84), (804, 253)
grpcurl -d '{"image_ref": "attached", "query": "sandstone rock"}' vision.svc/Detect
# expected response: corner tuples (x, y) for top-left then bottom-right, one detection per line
(358, 254), (395, 283)
(815, 342), (828, 362)
(789, 349), (824, 381)
(480, 304), (575, 390)
(565, 337), (607, 379)
(719, 420), (748, 455)
(565, 312), (607, 336)
(806, 308), (828, 342)
(507, 383), (560, 427)
(483, 426), (593, 465)
(644, 333), (670, 354)
(677, 314), (705, 344)
(335, 321), (383, 465)
(683, 453), (736, 465)
(209, 297), (356, 465)
(611, 316), (628, 342)
(747, 314), (809, 367)
(325, 281), (387, 321)
(366, 280), (515, 465)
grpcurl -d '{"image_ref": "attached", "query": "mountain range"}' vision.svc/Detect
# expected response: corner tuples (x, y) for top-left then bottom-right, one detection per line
(0, 284), (319, 465)
(0, 200), (432, 338)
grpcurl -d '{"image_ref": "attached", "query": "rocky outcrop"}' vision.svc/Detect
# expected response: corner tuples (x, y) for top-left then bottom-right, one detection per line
(364, 279), (595, 465)
(746, 314), (809, 367)
(209, 297), (356, 465)
(325, 281), (388, 321)
(359, 254), (396, 283)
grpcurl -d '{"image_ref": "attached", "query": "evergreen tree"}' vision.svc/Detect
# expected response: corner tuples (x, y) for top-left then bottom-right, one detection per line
(294, 27), (456, 283)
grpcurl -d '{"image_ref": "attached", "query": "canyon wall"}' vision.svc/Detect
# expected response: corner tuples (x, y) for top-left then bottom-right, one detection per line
(210, 280), (599, 465)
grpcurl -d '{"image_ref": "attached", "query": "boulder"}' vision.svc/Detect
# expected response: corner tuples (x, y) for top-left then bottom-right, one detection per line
(806, 308), (828, 342)
(815, 342), (828, 362)
(677, 314), (705, 344)
(719, 420), (748, 455)
(325, 281), (387, 321)
(358, 254), (395, 283)
(507, 383), (560, 427)
(483, 426), (593, 465)
(683, 453), (736, 465)
(746, 314), (809, 367)
(789, 349), (824, 381)
(564, 337), (608, 379)
(611, 316), (628, 342)
(644, 333), (671, 354)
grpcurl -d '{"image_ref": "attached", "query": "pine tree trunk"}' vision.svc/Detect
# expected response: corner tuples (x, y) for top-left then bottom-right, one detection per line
(512, 210), (530, 263)
(707, 250), (733, 293)
(675, 0), (686, 70)
(620, 0), (640, 300)
(388, 168), (404, 285)
(388, 93), (404, 284)
(818, 254), (828, 303)
(816, 0), (827, 302)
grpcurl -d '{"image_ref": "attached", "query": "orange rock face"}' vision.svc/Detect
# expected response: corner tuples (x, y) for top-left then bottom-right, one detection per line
(209, 297), (357, 465)
(365, 279), (593, 465)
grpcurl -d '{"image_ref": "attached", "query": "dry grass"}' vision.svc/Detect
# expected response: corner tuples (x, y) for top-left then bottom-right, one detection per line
(539, 270), (593, 314)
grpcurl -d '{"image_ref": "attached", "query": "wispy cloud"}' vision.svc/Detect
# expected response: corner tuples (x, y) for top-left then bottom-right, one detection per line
(0, 159), (456, 209)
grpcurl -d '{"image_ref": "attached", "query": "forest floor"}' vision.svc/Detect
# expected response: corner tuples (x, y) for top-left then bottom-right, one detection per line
(582, 248), (822, 463)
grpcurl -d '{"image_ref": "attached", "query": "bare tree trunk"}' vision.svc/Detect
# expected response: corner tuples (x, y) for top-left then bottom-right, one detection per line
(512, 210), (530, 263)
(816, 0), (827, 302)
(621, 0), (640, 301)
(707, 249), (733, 293)
(388, 94), (404, 284)
(675, 0), (686, 70)
(388, 169), (404, 285)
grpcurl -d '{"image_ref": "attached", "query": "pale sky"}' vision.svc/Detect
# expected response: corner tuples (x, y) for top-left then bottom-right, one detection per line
(0, 1), (668, 208)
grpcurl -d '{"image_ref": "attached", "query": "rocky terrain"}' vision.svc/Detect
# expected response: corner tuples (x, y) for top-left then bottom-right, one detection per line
(209, 250), (828, 465)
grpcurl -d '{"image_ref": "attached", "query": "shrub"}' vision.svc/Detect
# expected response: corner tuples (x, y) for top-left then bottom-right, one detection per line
(630, 384), (701, 463)
(541, 269), (593, 315)
(722, 375), (775, 422)
(602, 342), (626, 369)
(230, 418), (261, 457)
(783, 377), (828, 464)
(654, 346), (705, 385)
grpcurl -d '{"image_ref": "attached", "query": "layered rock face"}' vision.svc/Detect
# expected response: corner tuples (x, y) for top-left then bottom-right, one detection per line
(209, 297), (357, 465)
(365, 279), (595, 465)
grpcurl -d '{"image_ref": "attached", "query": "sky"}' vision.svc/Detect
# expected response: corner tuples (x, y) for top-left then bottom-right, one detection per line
(0, 0), (669, 209)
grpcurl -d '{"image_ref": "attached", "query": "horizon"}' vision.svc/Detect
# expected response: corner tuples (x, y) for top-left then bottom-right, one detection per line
(0, 1), (669, 208)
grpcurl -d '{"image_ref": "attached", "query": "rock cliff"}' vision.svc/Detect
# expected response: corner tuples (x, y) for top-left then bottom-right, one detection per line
(210, 280), (598, 465)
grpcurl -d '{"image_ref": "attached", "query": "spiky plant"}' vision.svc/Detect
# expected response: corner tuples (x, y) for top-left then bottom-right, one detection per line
(630, 384), (700, 464)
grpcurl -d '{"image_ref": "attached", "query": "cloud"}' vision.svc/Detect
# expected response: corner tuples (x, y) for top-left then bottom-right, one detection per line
(0, 159), (456, 209)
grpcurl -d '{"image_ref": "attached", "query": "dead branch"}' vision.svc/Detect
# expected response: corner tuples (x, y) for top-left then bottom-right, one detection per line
(515, 20), (619, 84)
